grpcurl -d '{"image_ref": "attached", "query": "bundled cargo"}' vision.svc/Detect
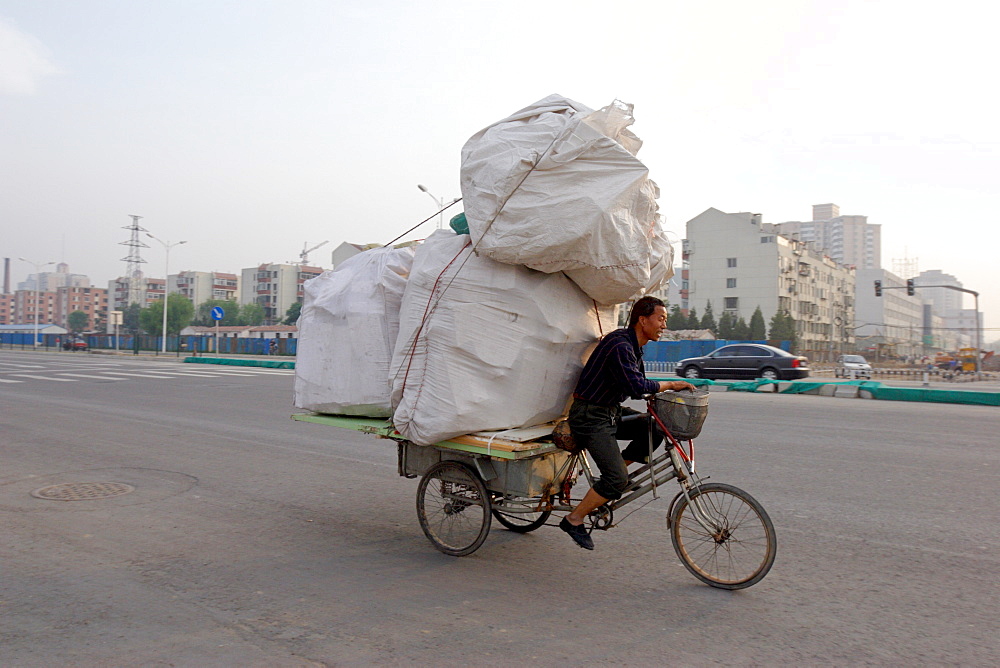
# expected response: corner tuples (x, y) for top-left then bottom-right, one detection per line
(294, 246), (415, 417)
(460, 94), (673, 305)
(390, 230), (617, 446)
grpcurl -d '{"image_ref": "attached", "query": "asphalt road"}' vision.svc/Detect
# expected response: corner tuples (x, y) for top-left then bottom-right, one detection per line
(2, 349), (998, 666)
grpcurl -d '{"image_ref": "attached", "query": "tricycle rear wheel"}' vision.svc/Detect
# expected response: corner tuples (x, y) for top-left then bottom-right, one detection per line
(416, 461), (491, 556)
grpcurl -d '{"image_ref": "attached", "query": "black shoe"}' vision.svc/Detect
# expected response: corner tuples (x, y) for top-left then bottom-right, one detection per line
(559, 517), (594, 550)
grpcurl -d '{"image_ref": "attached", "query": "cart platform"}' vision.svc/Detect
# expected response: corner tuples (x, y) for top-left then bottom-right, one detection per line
(290, 413), (561, 460)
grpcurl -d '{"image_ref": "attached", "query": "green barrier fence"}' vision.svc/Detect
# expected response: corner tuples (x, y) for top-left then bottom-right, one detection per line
(716, 378), (999, 406)
(184, 357), (295, 369)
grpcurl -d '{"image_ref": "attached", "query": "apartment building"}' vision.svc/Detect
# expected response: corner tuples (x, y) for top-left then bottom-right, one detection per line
(17, 263), (90, 291)
(684, 208), (856, 356)
(54, 286), (109, 331)
(854, 268), (923, 357)
(107, 275), (167, 310)
(0, 293), (14, 325)
(240, 263), (323, 325)
(771, 203), (881, 270)
(170, 271), (239, 305)
(13, 290), (58, 326)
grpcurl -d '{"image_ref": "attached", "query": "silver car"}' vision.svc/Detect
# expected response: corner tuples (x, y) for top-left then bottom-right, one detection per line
(835, 354), (872, 379)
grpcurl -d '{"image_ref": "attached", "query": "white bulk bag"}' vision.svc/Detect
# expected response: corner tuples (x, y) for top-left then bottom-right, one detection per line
(294, 246), (415, 416)
(460, 94), (673, 305)
(390, 230), (617, 446)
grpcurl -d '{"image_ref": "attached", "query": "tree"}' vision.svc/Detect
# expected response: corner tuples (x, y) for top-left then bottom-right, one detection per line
(667, 305), (687, 330)
(283, 301), (302, 325)
(139, 294), (195, 336)
(749, 306), (766, 340)
(194, 299), (241, 326)
(769, 310), (798, 351)
(717, 311), (734, 339)
(123, 303), (142, 334)
(686, 307), (700, 330)
(239, 302), (265, 326)
(67, 310), (89, 333)
(700, 301), (717, 335)
(733, 316), (751, 341)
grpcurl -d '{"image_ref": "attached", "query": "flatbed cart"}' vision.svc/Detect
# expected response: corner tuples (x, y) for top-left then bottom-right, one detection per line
(292, 391), (777, 590)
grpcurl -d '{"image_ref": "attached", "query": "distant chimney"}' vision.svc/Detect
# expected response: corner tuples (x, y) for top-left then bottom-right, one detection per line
(3, 258), (9, 294)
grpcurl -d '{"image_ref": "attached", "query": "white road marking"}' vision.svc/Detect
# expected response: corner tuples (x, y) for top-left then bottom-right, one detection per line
(92, 372), (182, 379)
(10, 374), (77, 382)
(0, 377), (24, 383)
(171, 369), (280, 376)
(57, 373), (125, 381)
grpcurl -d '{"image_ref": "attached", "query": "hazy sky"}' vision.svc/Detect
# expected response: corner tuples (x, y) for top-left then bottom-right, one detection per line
(2, 0), (997, 332)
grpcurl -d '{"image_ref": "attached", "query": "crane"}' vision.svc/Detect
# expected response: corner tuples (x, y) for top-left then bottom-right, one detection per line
(299, 240), (329, 265)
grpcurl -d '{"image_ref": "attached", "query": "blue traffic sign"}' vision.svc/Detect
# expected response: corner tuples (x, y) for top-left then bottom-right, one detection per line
(211, 306), (225, 321)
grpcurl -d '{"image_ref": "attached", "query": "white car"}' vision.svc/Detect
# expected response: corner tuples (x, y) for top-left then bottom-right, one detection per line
(835, 354), (872, 379)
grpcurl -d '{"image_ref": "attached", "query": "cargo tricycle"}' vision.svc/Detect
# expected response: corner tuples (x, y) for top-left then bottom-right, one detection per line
(292, 389), (776, 590)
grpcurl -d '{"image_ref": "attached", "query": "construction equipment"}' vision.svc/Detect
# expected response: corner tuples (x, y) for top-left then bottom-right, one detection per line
(299, 241), (329, 265)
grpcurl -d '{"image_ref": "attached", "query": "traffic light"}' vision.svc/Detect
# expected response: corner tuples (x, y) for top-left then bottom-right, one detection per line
(906, 279), (915, 296)
(874, 280), (882, 297)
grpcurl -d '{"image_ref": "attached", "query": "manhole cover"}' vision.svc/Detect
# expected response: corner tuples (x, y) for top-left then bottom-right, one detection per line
(30, 482), (136, 501)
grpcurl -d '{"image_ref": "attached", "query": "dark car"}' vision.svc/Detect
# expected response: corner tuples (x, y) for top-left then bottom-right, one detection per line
(676, 344), (809, 380)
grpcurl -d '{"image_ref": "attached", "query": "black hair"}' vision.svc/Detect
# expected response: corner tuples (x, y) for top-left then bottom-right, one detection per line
(628, 295), (666, 329)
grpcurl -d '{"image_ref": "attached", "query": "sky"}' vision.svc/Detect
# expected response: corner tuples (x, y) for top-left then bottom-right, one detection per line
(2, 0), (998, 333)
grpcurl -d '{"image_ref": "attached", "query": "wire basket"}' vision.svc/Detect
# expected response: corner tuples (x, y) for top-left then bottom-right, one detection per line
(654, 389), (710, 440)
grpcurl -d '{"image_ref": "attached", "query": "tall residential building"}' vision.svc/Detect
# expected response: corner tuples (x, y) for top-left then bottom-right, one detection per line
(18, 263), (90, 291)
(170, 271), (240, 306)
(54, 286), (109, 331)
(240, 263), (323, 325)
(913, 269), (963, 314)
(854, 268), (923, 356)
(771, 203), (881, 269)
(684, 208), (856, 356)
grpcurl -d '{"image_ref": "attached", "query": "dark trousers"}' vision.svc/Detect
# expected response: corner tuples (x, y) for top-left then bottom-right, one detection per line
(567, 399), (664, 500)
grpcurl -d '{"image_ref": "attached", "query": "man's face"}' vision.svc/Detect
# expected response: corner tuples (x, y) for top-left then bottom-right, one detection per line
(639, 305), (668, 342)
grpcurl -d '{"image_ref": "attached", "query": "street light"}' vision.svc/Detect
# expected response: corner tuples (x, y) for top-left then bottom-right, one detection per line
(145, 233), (187, 354)
(417, 184), (459, 230)
(18, 257), (55, 348)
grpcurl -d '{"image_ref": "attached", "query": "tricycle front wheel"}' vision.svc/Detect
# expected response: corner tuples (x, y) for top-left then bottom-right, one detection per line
(416, 461), (491, 556)
(669, 483), (776, 589)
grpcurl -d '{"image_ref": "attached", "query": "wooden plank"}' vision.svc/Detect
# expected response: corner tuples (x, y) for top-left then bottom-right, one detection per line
(468, 423), (557, 443)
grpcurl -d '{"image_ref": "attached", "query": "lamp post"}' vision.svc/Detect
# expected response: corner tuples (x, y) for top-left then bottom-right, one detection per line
(18, 257), (54, 348)
(416, 184), (445, 230)
(145, 233), (187, 354)
(417, 184), (461, 231)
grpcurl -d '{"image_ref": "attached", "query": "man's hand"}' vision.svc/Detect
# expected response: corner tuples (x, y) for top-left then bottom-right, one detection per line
(658, 380), (697, 393)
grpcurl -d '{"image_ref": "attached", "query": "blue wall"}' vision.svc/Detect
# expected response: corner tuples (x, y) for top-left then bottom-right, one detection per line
(643, 340), (790, 363)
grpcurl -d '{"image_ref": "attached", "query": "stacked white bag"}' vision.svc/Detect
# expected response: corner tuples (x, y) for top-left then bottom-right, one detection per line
(294, 246), (415, 417)
(390, 230), (617, 446)
(460, 94), (673, 305)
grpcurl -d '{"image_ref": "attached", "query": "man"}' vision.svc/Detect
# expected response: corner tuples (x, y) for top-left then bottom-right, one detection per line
(560, 296), (695, 550)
